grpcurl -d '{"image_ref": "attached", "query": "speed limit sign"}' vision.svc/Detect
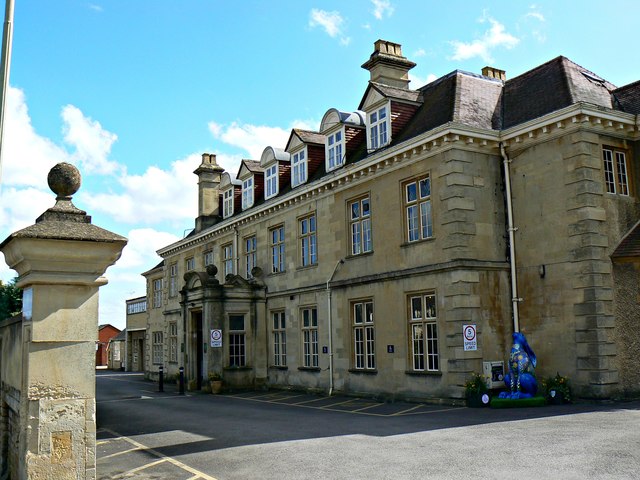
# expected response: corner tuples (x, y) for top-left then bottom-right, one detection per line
(463, 324), (477, 351)
(210, 329), (222, 348)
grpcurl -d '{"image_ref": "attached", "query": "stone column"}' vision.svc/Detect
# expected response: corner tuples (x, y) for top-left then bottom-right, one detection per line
(0, 163), (127, 480)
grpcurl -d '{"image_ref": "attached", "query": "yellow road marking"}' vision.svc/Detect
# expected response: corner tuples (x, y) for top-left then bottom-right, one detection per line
(100, 428), (219, 480)
(391, 404), (422, 416)
(98, 446), (142, 460)
(121, 458), (167, 475)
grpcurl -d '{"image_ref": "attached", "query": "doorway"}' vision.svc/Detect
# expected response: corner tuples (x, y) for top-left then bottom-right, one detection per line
(191, 310), (204, 389)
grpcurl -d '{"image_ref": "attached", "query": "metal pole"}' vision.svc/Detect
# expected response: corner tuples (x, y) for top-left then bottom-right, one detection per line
(0, 0), (15, 185)
(179, 366), (185, 395)
(158, 365), (164, 392)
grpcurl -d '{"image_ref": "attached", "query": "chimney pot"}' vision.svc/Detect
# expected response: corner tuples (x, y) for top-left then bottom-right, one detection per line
(481, 66), (506, 81)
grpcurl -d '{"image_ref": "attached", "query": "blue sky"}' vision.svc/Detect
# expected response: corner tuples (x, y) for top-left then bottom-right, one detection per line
(1, 0), (638, 330)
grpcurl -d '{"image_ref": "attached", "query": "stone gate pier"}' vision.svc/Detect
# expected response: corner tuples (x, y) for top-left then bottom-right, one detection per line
(0, 163), (127, 479)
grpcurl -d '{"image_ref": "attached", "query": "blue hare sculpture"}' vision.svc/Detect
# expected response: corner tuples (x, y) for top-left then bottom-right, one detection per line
(499, 332), (538, 399)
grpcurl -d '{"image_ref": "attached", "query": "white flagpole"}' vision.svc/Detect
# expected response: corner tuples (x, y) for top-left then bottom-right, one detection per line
(0, 0), (15, 186)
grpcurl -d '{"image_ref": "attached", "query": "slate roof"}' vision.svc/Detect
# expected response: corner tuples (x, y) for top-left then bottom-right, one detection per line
(502, 56), (617, 129)
(241, 160), (264, 174)
(612, 220), (640, 260)
(613, 80), (640, 114)
(293, 129), (326, 145)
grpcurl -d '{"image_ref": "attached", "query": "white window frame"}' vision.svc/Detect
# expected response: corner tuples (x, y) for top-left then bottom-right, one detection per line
(301, 307), (318, 368)
(409, 293), (439, 372)
(127, 299), (147, 315)
(152, 331), (163, 365)
(352, 300), (375, 370)
(349, 196), (372, 255)
(223, 188), (234, 218)
(291, 148), (308, 187)
(228, 315), (246, 367)
(270, 225), (285, 274)
(404, 175), (433, 242)
(272, 311), (286, 367)
(265, 164), (278, 199)
(299, 214), (317, 267)
(223, 243), (234, 277)
(326, 129), (345, 171)
(603, 147), (630, 195)
(244, 235), (257, 278)
(169, 322), (178, 363)
(368, 104), (389, 151)
(186, 257), (195, 272)
(242, 176), (254, 210)
(152, 279), (162, 309)
(169, 264), (178, 298)
(204, 250), (214, 267)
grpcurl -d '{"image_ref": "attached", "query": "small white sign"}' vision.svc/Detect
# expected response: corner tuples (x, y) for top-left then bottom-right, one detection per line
(463, 324), (477, 351)
(210, 329), (222, 348)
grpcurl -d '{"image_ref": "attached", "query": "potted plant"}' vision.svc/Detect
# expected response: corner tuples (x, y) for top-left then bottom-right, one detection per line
(542, 373), (571, 404)
(209, 372), (223, 394)
(464, 373), (490, 407)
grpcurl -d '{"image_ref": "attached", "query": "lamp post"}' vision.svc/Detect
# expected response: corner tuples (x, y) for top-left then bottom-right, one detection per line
(0, 0), (15, 185)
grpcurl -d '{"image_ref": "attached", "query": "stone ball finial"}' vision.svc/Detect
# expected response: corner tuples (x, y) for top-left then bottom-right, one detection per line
(48, 162), (81, 199)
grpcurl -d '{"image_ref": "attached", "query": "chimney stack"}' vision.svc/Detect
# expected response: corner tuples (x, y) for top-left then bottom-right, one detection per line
(361, 39), (416, 89)
(194, 153), (224, 232)
(481, 66), (506, 81)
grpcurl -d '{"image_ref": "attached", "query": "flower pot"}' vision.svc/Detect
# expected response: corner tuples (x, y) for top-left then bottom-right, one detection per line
(210, 380), (223, 394)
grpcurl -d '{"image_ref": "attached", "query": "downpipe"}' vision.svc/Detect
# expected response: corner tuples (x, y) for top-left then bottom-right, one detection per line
(326, 259), (344, 396)
(500, 142), (521, 333)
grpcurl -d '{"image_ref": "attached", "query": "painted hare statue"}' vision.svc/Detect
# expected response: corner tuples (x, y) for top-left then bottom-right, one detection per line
(499, 332), (538, 399)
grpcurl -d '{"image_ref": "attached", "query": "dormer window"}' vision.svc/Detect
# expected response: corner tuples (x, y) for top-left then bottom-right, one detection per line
(265, 164), (278, 199)
(327, 130), (344, 171)
(292, 148), (307, 187)
(368, 105), (389, 150)
(242, 176), (254, 210)
(223, 188), (234, 218)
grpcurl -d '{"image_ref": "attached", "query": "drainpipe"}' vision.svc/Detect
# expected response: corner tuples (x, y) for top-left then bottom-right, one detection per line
(233, 226), (239, 275)
(326, 259), (344, 396)
(500, 142), (520, 333)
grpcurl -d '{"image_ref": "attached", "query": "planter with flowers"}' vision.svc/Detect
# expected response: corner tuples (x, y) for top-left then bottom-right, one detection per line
(542, 373), (571, 404)
(209, 372), (223, 394)
(464, 373), (490, 407)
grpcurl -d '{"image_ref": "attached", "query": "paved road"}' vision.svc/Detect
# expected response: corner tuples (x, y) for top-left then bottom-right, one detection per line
(96, 371), (640, 479)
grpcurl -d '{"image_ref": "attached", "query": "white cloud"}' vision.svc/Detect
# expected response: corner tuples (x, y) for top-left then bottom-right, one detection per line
(79, 153), (200, 225)
(450, 15), (519, 63)
(89, 4), (103, 13)
(371, 0), (393, 20)
(1, 86), (68, 187)
(526, 11), (545, 21)
(413, 48), (426, 58)
(99, 227), (180, 329)
(309, 9), (350, 45)
(208, 118), (320, 162)
(409, 72), (437, 89)
(62, 105), (122, 175)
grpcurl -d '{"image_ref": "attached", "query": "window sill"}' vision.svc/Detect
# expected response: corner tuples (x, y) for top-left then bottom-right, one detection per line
(223, 366), (252, 372)
(400, 237), (435, 248)
(348, 368), (378, 375)
(268, 270), (286, 277)
(269, 366), (288, 370)
(345, 251), (374, 261)
(405, 370), (442, 376)
(296, 264), (318, 272)
(298, 367), (321, 372)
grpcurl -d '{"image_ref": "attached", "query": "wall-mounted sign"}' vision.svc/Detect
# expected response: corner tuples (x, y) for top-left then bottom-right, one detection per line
(322, 346), (328, 354)
(210, 329), (222, 348)
(463, 324), (477, 351)
(387, 345), (395, 353)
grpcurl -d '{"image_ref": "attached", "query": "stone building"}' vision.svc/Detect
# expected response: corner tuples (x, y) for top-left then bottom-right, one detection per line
(141, 40), (640, 401)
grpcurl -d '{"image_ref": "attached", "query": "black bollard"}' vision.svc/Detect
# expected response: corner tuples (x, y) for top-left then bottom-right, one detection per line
(179, 366), (185, 395)
(159, 365), (164, 392)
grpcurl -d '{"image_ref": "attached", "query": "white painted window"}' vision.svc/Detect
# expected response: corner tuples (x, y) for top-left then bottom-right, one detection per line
(349, 196), (372, 255)
(405, 176), (432, 242)
(229, 315), (246, 367)
(223, 244), (234, 277)
(152, 279), (162, 308)
(152, 331), (163, 365)
(353, 300), (375, 370)
(265, 164), (278, 199)
(603, 148), (629, 195)
(270, 225), (285, 273)
(292, 148), (308, 187)
(127, 299), (147, 314)
(204, 250), (214, 266)
(223, 188), (234, 218)
(169, 322), (177, 363)
(186, 257), (195, 272)
(299, 214), (317, 267)
(272, 311), (286, 367)
(242, 176), (254, 210)
(327, 129), (344, 170)
(169, 264), (178, 297)
(244, 235), (257, 278)
(301, 307), (318, 368)
(368, 105), (389, 150)
(409, 293), (439, 372)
